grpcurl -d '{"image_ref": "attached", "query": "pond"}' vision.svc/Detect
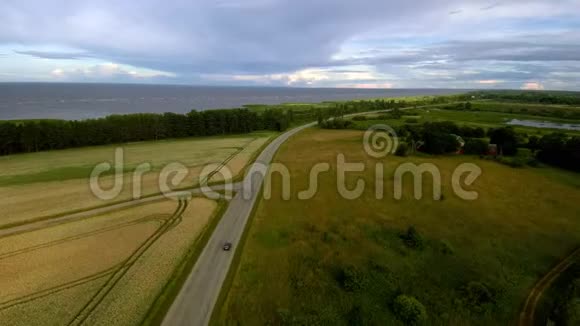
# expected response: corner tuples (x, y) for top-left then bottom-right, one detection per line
(506, 119), (580, 131)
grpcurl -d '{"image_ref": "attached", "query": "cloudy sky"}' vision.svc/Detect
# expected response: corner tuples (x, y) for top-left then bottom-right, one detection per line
(1, 0), (579, 90)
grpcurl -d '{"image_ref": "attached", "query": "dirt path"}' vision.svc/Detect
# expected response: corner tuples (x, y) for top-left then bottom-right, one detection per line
(519, 247), (580, 326)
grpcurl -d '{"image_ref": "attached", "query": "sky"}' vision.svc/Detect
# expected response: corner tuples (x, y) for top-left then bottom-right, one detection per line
(1, 0), (579, 90)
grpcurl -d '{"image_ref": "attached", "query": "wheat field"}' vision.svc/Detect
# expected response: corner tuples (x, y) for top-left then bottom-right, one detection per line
(0, 197), (218, 325)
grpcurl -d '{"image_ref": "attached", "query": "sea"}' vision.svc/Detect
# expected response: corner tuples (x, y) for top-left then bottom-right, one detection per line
(0, 83), (465, 120)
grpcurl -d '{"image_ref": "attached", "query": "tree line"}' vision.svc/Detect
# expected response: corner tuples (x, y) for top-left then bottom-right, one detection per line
(469, 90), (580, 106)
(0, 108), (290, 156)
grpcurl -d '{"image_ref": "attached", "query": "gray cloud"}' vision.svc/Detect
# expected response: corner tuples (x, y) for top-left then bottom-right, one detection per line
(0, 0), (579, 89)
(15, 50), (92, 60)
(480, 2), (502, 11)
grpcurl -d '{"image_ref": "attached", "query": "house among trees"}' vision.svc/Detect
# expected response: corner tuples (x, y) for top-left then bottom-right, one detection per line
(450, 134), (465, 154)
(488, 144), (498, 156)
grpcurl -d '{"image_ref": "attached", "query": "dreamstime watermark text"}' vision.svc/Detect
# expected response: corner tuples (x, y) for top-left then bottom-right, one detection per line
(89, 124), (482, 202)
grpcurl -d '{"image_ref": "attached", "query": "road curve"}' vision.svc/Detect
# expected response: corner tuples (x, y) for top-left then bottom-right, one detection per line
(519, 247), (580, 326)
(162, 122), (316, 326)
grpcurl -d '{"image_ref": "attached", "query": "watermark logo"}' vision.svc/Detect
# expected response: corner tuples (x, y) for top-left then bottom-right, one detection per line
(363, 124), (398, 158)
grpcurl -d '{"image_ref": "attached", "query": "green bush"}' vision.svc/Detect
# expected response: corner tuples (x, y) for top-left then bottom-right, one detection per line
(439, 240), (455, 255)
(337, 265), (367, 292)
(392, 295), (427, 325)
(526, 157), (540, 167)
(352, 116), (367, 121)
(464, 138), (489, 155)
(405, 118), (420, 124)
(395, 143), (409, 157)
(462, 281), (495, 311)
(400, 226), (424, 250)
(497, 156), (526, 168)
(421, 131), (459, 154)
(566, 299), (580, 325)
(346, 305), (364, 325)
(320, 118), (353, 129)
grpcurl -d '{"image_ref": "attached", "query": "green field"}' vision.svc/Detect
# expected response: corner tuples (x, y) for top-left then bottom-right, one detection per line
(0, 132), (272, 228)
(353, 107), (580, 136)
(218, 128), (580, 325)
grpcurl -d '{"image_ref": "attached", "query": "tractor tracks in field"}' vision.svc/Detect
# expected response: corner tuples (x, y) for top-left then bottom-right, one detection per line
(0, 214), (169, 261)
(0, 139), (255, 241)
(199, 137), (256, 186)
(66, 198), (189, 326)
(518, 247), (580, 326)
(0, 200), (187, 318)
(0, 265), (119, 311)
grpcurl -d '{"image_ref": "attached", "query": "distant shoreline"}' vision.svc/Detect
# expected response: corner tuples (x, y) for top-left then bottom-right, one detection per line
(0, 84), (466, 120)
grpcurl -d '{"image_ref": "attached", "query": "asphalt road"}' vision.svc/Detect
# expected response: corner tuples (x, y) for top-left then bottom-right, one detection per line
(162, 122), (316, 326)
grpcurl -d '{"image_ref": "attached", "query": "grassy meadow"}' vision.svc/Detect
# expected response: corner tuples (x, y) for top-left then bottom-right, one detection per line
(218, 128), (580, 325)
(0, 197), (219, 325)
(0, 133), (272, 228)
(356, 107), (580, 136)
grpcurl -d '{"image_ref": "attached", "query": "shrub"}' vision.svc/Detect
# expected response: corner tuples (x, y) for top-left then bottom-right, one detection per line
(277, 308), (294, 324)
(497, 156), (526, 168)
(337, 265), (367, 292)
(320, 118), (353, 129)
(439, 240), (455, 255)
(405, 118), (420, 124)
(423, 121), (460, 135)
(346, 305), (364, 325)
(526, 157), (540, 167)
(462, 281), (495, 311)
(566, 299), (580, 325)
(392, 295), (427, 325)
(421, 131), (459, 155)
(395, 142), (409, 157)
(352, 116), (367, 121)
(459, 126), (486, 138)
(464, 138), (489, 155)
(400, 226), (424, 250)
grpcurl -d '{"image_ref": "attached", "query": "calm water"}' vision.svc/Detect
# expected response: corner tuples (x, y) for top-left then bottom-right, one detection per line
(507, 118), (580, 131)
(0, 83), (464, 120)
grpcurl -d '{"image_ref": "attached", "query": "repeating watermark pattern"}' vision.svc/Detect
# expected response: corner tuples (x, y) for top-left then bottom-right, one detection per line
(363, 124), (399, 158)
(89, 124), (482, 202)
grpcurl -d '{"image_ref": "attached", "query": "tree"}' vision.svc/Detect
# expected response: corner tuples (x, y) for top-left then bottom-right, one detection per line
(464, 138), (489, 155)
(489, 127), (519, 156)
(421, 131), (459, 155)
(392, 295), (427, 325)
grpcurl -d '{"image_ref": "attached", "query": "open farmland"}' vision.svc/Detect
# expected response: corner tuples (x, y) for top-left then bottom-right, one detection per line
(218, 128), (580, 325)
(357, 107), (580, 136)
(0, 197), (218, 325)
(0, 133), (271, 228)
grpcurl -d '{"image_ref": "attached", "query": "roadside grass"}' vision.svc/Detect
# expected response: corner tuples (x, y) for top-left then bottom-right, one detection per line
(218, 128), (580, 325)
(0, 198), (218, 326)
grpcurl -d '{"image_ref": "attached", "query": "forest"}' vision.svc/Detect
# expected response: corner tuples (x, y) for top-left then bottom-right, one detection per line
(0, 108), (289, 155)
